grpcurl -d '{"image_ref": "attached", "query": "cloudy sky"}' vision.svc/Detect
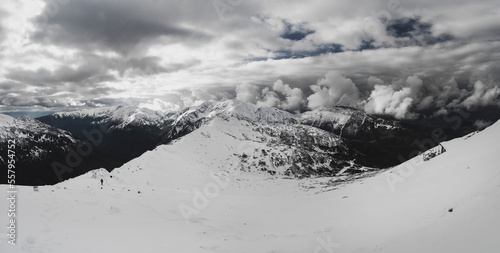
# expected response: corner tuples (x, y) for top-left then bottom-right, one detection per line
(1, 0), (499, 119)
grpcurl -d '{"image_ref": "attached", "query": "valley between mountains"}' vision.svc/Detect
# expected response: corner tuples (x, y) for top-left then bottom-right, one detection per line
(1, 100), (499, 252)
(2, 100), (439, 185)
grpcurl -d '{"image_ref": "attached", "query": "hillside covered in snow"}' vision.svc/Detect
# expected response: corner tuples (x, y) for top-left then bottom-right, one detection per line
(1, 115), (499, 252)
(1, 100), (484, 185)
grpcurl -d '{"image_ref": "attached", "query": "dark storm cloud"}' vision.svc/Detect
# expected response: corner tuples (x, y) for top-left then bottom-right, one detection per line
(2, 45), (201, 108)
(5, 52), (193, 85)
(117, 57), (201, 76)
(6, 65), (106, 85)
(31, 0), (214, 54)
(0, 0), (215, 110)
(78, 52), (191, 77)
(0, 81), (25, 93)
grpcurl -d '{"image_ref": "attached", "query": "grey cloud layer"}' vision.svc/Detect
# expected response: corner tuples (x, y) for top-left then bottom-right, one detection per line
(1, 0), (499, 119)
(32, 0), (215, 54)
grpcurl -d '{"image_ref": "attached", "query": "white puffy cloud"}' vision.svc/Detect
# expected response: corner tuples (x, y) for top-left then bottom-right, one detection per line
(461, 80), (500, 109)
(307, 71), (360, 109)
(364, 76), (423, 119)
(233, 79), (304, 111)
(433, 78), (464, 108)
(256, 87), (280, 108)
(235, 83), (260, 104)
(272, 80), (304, 111)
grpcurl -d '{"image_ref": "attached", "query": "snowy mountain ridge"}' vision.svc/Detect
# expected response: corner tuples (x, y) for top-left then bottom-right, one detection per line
(166, 100), (384, 139)
(173, 100), (297, 125)
(300, 105), (401, 138)
(165, 103), (367, 178)
(0, 114), (75, 143)
(0, 113), (16, 127)
(162, 100), (414, 168)
(42, 100), (399, 137)
(52, 105), (176, 129)
(2, 100), (430, 184)
(174, 100), (391, 127)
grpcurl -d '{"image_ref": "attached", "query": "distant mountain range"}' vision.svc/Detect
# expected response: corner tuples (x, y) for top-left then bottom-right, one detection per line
(38, 105), (176, 167)
(0, 100), (479, 185)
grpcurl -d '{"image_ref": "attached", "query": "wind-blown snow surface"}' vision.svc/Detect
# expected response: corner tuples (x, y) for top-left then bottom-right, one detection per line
(1, 119), (500, 252)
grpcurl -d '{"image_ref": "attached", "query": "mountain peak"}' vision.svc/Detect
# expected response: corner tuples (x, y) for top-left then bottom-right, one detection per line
(175, 100), (298, 126)
(0, 114), (52, 131)
(0, 114), (16, 127)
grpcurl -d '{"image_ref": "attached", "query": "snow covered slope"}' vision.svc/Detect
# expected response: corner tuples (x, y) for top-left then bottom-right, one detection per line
(34, 100), (434, 176)
(164, 100), (298, 142)
(163, 101), (366, 177)
(1, 115), (499, 252)
(121, 116), (368, 180)
(165, 100), (430, 168)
